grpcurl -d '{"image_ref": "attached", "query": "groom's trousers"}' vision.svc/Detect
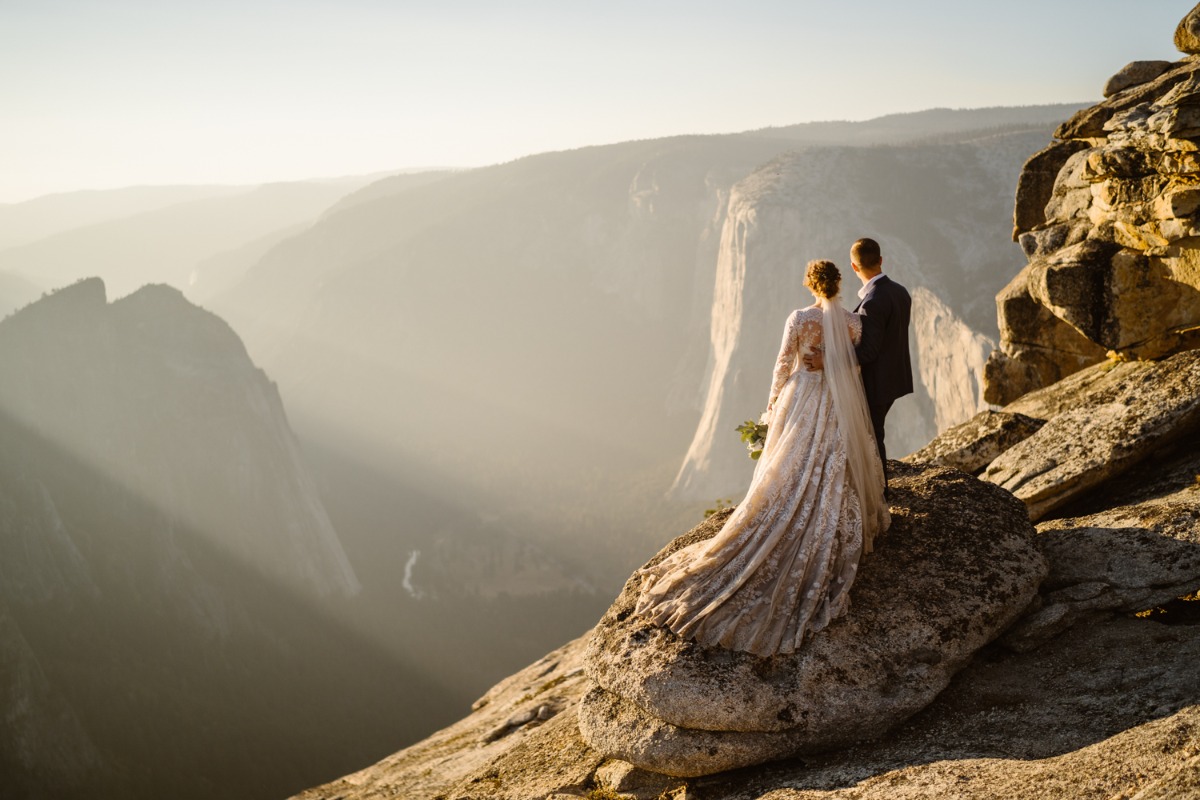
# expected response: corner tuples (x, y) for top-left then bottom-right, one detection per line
(868, 398), (893, 472)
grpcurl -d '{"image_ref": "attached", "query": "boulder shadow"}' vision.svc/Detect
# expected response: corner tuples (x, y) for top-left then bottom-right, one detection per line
(685, 612), (1200, 796)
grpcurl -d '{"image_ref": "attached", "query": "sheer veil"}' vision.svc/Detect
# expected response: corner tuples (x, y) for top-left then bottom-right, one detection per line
(819, 296), (890, 552)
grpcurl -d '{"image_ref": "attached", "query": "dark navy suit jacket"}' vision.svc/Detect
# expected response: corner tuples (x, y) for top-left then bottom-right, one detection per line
(853, 274), (914, 409)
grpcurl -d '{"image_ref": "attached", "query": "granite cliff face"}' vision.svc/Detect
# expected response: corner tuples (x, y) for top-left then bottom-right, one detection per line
(673, 131), (1041, 500)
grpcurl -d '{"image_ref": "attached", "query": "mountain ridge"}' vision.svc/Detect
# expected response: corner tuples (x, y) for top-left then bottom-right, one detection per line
(0, 278), (470, 799)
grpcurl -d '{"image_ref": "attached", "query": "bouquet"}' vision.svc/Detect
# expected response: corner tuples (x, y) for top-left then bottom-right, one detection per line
(736, 412), (769, 460)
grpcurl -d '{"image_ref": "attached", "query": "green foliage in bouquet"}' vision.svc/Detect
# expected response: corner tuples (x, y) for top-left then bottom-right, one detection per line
(736, 418), (768, 460)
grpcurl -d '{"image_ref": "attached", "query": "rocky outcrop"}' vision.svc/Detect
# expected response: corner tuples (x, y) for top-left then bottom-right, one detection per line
(1105, 61), (1176, 98)
(578, 462), (1044, 777)
(982, 350), (1200, 520)
(1002, 429), (1200, 651)
(1010, 139), (1092, 238)
(286, 444), (1197, 799)
(987, 12), (1200, 405)
(912, 351), (1200, 520)
(904, 409), (1043, 474)
(1178, 5), (1200, 54)
(908, 347), (1200, 654)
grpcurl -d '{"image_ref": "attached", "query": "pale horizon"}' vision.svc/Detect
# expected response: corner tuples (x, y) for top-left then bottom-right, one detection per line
(1, 0), (1189, 204)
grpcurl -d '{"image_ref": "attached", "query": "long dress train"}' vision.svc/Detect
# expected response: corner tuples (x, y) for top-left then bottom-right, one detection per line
(634, 302), (889, 657)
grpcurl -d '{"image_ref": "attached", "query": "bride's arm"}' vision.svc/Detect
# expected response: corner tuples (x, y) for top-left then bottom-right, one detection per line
(768, 311), (802, 410)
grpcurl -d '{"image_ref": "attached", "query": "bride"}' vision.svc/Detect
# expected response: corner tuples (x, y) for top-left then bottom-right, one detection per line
(635, 259), (889, 657)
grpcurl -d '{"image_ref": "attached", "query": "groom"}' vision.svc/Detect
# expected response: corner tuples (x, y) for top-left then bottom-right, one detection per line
(848, 238), (912, 467)
(806, 237), (912, 467)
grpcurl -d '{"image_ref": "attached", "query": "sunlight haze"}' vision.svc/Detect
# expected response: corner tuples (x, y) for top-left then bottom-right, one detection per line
(0, 0), (1187, 202)
(6, 2), (1200, 796)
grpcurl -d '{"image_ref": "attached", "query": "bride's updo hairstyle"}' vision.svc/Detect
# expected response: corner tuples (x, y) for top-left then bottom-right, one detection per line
(805, 259), (841, 300)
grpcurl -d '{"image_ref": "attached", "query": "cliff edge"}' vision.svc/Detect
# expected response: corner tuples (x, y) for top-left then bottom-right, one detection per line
(292, 429), (1200, 799)
(291, 7), (1200, 799)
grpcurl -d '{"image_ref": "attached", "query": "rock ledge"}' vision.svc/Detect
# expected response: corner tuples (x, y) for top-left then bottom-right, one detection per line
(578, 463), (1046, 777)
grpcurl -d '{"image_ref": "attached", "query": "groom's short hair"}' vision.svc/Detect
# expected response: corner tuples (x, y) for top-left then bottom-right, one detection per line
(851, 238), (882, 270)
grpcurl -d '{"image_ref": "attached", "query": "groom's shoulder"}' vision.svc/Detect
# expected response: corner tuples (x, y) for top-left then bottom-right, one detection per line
(880, 274), (911, 300)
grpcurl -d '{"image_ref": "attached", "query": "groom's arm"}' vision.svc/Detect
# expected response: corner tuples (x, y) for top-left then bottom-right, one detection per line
(854, 294), (889, 365)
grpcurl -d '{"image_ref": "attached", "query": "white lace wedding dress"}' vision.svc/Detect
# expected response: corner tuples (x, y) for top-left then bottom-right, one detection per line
(635, 302), (889, 656)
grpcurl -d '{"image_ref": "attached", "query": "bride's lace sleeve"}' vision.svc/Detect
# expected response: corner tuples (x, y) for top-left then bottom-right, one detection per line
(848, 310), (863, 345)
(769, 311), (802, 407)
(769, 309), (822, 407)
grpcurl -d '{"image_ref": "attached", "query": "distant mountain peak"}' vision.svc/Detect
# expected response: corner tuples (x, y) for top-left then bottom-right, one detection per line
(0, 281), (359, 598)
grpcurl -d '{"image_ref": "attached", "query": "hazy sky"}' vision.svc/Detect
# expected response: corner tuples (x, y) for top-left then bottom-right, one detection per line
(1, 0), (1189, 203)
